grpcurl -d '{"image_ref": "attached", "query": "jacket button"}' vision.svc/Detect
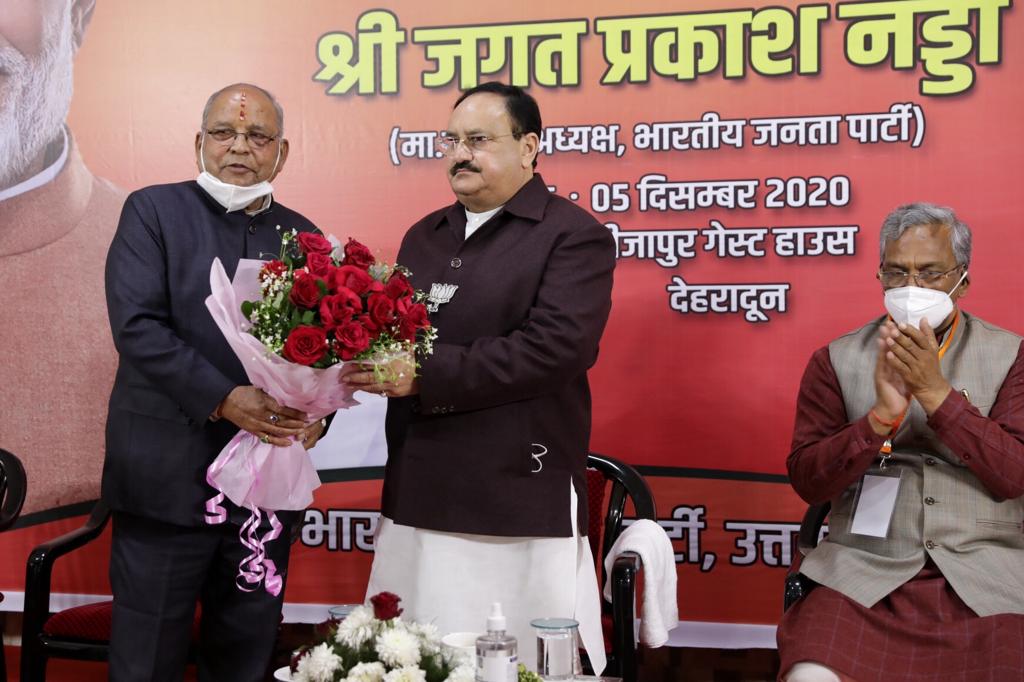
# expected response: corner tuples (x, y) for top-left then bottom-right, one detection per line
(925, 457), (936, 466)
(248, 224), (257, 235)
(450, 257), (462, 269)
(925, 540), (936, 549)
(431, 406), (440, 415)
(924, 496), (936, 505)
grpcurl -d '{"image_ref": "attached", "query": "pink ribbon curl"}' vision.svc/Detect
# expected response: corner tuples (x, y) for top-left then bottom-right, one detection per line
(204, 432), (284, 596)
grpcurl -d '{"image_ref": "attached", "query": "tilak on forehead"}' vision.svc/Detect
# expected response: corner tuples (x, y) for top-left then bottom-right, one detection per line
(238, 90), (246, 120)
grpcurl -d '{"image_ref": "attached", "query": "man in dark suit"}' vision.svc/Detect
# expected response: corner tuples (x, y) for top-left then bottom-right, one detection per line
(103, 83), (326, 682)
(344, 82), (616, 672)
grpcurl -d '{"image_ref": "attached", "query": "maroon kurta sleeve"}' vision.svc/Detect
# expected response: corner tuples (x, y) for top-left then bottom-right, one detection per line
(786, 347), (888, 504)
(927, 340), (1024, 500)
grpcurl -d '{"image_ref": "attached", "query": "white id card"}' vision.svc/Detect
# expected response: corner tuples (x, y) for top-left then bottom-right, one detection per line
(850, 472), (902, 537)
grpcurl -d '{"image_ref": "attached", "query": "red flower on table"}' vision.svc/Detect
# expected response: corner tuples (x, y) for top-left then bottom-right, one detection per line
(282, 326), (327, 366)
(370, 591), (404, 620)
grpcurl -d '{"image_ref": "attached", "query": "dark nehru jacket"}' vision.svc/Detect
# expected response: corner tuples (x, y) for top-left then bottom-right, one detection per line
(383, 174), (616, 538)
(103, 181), (321, 527)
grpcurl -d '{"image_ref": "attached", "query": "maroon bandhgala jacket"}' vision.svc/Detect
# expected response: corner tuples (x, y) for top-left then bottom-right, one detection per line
(383, 174), (616, 538)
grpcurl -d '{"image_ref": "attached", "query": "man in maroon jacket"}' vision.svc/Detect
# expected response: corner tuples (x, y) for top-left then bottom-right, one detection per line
(344, 83), (616, 671)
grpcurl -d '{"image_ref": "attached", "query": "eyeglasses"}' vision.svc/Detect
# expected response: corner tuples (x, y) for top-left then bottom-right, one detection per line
(434, 132), (520, 156)
(204, 128), (278, 149)
(878, 265), (963, 289)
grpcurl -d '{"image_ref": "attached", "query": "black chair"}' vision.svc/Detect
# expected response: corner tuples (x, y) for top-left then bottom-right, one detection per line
(0, 449), (28, 682)
(587, 452), (657, 682)
(21, 501), (114, 682)
(782, 502), (831, 612)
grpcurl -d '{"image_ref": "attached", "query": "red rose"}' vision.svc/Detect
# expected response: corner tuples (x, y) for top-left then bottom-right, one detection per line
(320, 288), (361, 329)
(384, 272), (413, 300)
(357, 313), (381, 335)
(343, 238), (375, 270)
(288, 271), (324, 309)
(399, 302), (429, 342)
(296, 232), (333, 256)
(332, 320), (371, 360)
(329, 265), (374, 296)
(305, 252), (334, 278)
(282, 325), (327, 366)
(370, 591), (404, 620)
(367, 293), (396, 328)
(259, 259), (288, 282)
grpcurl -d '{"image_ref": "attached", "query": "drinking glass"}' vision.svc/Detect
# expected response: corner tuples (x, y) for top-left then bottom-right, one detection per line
(530, 618), (582, 681)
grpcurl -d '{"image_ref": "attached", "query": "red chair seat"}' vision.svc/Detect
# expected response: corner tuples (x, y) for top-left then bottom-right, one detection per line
(43, 601), (201, 642)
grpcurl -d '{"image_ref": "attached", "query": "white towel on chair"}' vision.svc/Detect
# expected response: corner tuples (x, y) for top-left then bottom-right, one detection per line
(601, 518), (679, 647)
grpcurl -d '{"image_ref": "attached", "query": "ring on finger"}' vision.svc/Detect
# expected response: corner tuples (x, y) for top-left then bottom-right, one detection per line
(259, 434), (270, 444)
(269, 413), (279, 424)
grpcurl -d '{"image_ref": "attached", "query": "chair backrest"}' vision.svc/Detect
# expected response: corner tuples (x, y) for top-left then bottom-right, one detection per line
(586, 452), (657, 589)
(0, 449), (27, 533)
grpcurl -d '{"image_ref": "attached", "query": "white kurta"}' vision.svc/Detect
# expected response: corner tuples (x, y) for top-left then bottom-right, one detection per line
(366, 482), (606, 674)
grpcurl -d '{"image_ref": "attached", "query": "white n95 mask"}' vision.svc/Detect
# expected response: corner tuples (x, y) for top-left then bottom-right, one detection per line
(884, 269), (968, 328)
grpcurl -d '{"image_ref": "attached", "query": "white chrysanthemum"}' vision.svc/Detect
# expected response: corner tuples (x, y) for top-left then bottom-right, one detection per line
(346, 661), (387, 682)
(407, 621), (441, 652)
(382, 666), (427, 682)
(293, 643), (343, 682)
(376, 628), (422, 668)
(443, 665), (475, 682)
(335, 606), (377, 647)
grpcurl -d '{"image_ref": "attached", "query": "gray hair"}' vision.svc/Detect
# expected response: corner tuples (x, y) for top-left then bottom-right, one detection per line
(201, 83), (284, 135)
(879, 202), (972, 267)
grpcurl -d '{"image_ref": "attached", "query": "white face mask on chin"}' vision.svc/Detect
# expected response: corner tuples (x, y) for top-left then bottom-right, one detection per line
(195, 133), (281, 212)
(883, 269), (968, 329)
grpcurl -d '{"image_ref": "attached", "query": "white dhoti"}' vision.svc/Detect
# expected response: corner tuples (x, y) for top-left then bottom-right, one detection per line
(366, 483), (606, 674)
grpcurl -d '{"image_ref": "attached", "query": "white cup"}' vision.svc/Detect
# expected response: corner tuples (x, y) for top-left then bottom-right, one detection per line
(441, 631), (481, 667)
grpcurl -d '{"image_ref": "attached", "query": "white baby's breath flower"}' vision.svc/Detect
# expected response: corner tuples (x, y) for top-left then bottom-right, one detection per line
(346, 661), (387, 682)
(382, 666), (427, 682)
(335, 606), (377, 647)
(293, 643), (342, 682)
(376, 627), (422, 668)
(443, 665), (475, 682)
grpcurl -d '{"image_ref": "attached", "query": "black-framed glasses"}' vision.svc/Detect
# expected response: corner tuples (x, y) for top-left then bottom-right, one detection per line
(204, 128), (278, 149)
(878, 265), (963, 289)
(434, 132), (520, 156)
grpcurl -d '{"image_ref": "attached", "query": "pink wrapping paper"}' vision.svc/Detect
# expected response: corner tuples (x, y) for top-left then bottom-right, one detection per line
(205, 257), (360, 512)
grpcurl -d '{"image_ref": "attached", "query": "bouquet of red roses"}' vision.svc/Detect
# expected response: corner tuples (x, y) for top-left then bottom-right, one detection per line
(244, 230), (436, 370)
(204, 229), (435, 596)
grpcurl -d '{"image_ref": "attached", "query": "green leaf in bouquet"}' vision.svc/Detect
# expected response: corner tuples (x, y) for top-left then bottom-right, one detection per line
(290, 308), (301, 328)
(316, 278), (329, 295)
(301, 310), (315, 325)
(241, 300), (254, 319)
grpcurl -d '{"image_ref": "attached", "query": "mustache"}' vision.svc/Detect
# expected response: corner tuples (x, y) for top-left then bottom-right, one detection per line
(450, 161), (480, 176)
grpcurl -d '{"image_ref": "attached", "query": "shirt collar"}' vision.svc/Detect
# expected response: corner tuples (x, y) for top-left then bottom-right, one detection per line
(433, 173), (550, 230)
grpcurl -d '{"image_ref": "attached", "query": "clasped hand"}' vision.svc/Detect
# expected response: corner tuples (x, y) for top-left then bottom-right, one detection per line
(873, 318), (951, 427)
(218, 386), (325, 449)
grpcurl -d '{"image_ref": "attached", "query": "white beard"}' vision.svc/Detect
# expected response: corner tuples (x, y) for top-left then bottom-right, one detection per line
(0, 13), (75, 190)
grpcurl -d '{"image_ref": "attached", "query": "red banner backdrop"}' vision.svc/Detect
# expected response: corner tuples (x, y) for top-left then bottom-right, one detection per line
(1, 0), (1021, 646)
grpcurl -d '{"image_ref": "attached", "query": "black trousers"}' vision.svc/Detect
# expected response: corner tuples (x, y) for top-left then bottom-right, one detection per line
(108, 511), (292, 682)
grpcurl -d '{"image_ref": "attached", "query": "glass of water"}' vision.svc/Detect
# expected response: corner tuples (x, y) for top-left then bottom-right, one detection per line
(530, 618), (582, 681)
(328, 604), (360, 621)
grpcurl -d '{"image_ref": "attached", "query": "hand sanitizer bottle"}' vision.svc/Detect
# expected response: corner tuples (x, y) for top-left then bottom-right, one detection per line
(476, 602), (517, 682)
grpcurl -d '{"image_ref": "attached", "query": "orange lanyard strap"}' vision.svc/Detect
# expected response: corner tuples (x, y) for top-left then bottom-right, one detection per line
(878, 310), (960, 458)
